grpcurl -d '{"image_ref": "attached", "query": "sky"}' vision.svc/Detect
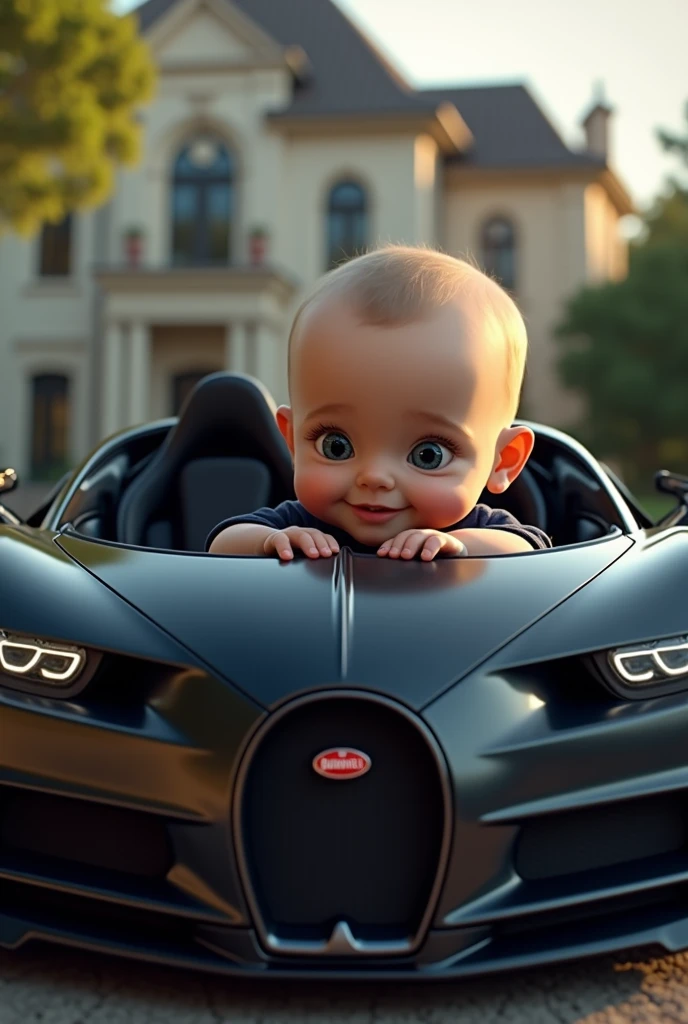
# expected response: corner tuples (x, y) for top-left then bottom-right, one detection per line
(114, 0), (688, 211)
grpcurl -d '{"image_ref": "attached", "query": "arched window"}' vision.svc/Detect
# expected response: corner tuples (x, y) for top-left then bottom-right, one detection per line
(39, 215), (73, 277)
(481, 216), (516, 291)
(326, 180), (368, 269)
(171, 138), (233, 266)
(30, 374), (71, 480)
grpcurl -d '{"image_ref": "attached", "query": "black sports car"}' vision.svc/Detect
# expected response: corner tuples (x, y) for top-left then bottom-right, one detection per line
(1, 372), (688, 980)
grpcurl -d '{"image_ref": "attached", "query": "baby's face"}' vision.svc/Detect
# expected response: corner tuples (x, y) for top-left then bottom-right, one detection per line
(278, 296), (530, 547)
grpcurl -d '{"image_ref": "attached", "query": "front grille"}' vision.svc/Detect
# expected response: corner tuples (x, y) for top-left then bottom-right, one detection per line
(516, 792), (688, 881)
(239, 695), (447, 946)
(0, 789), (172, 879)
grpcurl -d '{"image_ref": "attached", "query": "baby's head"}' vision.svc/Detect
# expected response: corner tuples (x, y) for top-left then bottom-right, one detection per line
(276, 245), (534, 546)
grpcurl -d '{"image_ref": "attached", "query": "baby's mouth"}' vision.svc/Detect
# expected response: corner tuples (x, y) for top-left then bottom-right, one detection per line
(348, 503), (407, 523)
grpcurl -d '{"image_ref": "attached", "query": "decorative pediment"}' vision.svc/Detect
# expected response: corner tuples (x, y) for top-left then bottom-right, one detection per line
(146, 0), (287, 70)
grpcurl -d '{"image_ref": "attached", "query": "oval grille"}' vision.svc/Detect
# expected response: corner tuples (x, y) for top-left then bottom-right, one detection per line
(237, 695), (447, 951)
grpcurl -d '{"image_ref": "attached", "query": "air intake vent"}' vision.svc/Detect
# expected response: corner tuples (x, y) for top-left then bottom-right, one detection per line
(516, 793), (688, 881)
(0, 790), (172, 878)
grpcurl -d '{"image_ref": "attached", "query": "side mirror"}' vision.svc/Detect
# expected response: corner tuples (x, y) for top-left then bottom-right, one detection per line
(655, 470), (688, 506)
(0, 468), (18, 495)
(655, 470), (688, 527)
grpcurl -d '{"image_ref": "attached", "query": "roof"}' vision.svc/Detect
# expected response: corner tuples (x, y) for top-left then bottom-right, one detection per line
(422, 85), (604, 170)
(133, 0), (604, 170)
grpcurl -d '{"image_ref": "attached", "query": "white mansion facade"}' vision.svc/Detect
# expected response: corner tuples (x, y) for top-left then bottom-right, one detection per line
(0, 0), (632, 484)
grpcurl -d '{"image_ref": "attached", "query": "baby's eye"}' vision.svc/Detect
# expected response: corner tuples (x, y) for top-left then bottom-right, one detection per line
(316, 431), (354, 461)
(408, 440), (453, 471)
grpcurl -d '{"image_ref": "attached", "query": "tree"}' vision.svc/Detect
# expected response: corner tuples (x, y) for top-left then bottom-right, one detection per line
(642, 185), (688, 248)
(556, 101), (688, 486)
(643, 102), (688, 248)
(0, 0), (156, 235)
(657, 99), (688, 170)
(557, 244), (688, 484)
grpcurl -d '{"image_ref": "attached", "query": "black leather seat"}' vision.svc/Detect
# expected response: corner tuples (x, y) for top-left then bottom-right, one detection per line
(117, 372), (550, 551)
(117, 373), (295, 551)
(479, 465), (549, 536)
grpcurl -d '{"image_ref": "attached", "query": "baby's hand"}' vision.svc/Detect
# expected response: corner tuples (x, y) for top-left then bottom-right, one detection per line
(377, 529), (466, 561)
(264, 527), (340, 561)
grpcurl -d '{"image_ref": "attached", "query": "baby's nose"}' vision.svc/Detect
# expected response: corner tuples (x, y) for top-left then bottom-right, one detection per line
(355, 462), (396, 490)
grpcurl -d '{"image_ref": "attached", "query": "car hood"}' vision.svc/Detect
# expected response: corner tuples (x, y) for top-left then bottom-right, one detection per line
(57, 533), (632, 710)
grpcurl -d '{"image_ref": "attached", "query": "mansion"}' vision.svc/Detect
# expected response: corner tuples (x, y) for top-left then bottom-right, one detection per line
(0, 0), (632, 485)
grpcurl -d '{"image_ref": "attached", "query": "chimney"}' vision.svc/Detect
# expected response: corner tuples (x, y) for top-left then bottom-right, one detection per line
(581, 81), (613, 161)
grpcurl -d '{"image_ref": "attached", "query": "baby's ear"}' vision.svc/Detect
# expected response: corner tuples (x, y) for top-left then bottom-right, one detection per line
(276, 405), (295, 457)
(485, 425), (535, 494)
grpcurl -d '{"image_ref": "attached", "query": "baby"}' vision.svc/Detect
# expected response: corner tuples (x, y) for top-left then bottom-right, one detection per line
(207, 245), (551, 560)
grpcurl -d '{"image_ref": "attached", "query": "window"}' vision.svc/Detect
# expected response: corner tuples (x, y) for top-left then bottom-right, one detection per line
(30, 374), (71, 480)
(172, 371), (213, 415)
(171, 138), (233, 266)
(38, 216), (73, 277)
(326, 181), (368, 269)
(481, 217), (516, 291)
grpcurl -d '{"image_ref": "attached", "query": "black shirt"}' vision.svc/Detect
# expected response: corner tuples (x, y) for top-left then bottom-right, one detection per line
(206, 500), (551, 554)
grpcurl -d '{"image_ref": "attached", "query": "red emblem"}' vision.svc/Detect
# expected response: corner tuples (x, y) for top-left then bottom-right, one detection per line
(313, 748), (371, 780)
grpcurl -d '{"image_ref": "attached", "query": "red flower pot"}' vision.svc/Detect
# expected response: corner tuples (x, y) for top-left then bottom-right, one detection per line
(125, 236), (143, 267)
(249, 235), (267, 266)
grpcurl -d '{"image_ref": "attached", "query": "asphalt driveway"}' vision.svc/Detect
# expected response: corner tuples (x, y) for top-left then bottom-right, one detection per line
(2, 944), (688, 1022)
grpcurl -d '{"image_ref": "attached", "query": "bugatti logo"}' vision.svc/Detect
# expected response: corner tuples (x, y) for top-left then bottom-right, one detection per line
(313, 748), (371, 780)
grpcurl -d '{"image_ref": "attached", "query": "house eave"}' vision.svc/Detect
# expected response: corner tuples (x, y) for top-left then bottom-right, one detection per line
(94, 265), (299, 304)
(157, 56), (289, 75)
(599, 168), (635, 216)
(266, 106), (471, 155)
(444, 162), (635, 213)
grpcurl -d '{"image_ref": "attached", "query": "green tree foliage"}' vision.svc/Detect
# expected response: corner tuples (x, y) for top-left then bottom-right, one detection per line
(657, 98), (688, 170)
(0, 0), (156, 235)
(644, 102), (688, 248)
(557, 242), (688, 483)
(642, 185), (688, 248)
(556, 102), (688, 485)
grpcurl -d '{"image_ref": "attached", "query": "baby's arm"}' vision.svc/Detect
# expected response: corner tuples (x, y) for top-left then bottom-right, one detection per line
(449, 528), (533, 556)
(209, 523), (276, 556)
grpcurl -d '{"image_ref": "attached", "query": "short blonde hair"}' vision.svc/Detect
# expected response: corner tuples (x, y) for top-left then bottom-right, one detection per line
(288, 245), (528, 420)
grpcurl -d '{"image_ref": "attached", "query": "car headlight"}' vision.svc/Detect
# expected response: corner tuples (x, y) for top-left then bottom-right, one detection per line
(610, 636), (688, 684)
(595, 635), (688, 698)
(0, 630), (95, 694)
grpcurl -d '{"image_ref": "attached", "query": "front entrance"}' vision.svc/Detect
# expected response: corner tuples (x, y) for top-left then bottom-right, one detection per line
(150, 325), (225, 419)
(172, 371), (215, 414)
(30, 373), (71, 480)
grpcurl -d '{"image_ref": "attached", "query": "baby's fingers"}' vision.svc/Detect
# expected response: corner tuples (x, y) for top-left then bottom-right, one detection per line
(432, 534), (466, 559)
(265, 531), (294, 560)
(420, 535), (445, 561)
(309, 530), (337, 557)
(293, 530), (334, 558)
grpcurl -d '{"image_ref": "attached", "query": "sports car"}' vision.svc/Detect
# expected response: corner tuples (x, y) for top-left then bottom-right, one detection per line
(1, 371), (688, 980)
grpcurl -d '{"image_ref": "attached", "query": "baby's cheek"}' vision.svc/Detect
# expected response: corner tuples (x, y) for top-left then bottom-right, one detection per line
(408, 477), (471, 528)
(294, 463), (343, 519)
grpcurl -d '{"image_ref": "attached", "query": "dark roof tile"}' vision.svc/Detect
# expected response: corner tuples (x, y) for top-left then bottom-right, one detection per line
(421, 84), (602, 169)
(133, 1), (599, 167)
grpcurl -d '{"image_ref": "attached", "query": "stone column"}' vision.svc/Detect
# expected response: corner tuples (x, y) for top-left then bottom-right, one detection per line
(253, 322), (276, 398)
(227, 321), (250, 375)
(102, 321), (124, 437)
(128, 321), (151, 425)
(224, 323), (234, 372)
